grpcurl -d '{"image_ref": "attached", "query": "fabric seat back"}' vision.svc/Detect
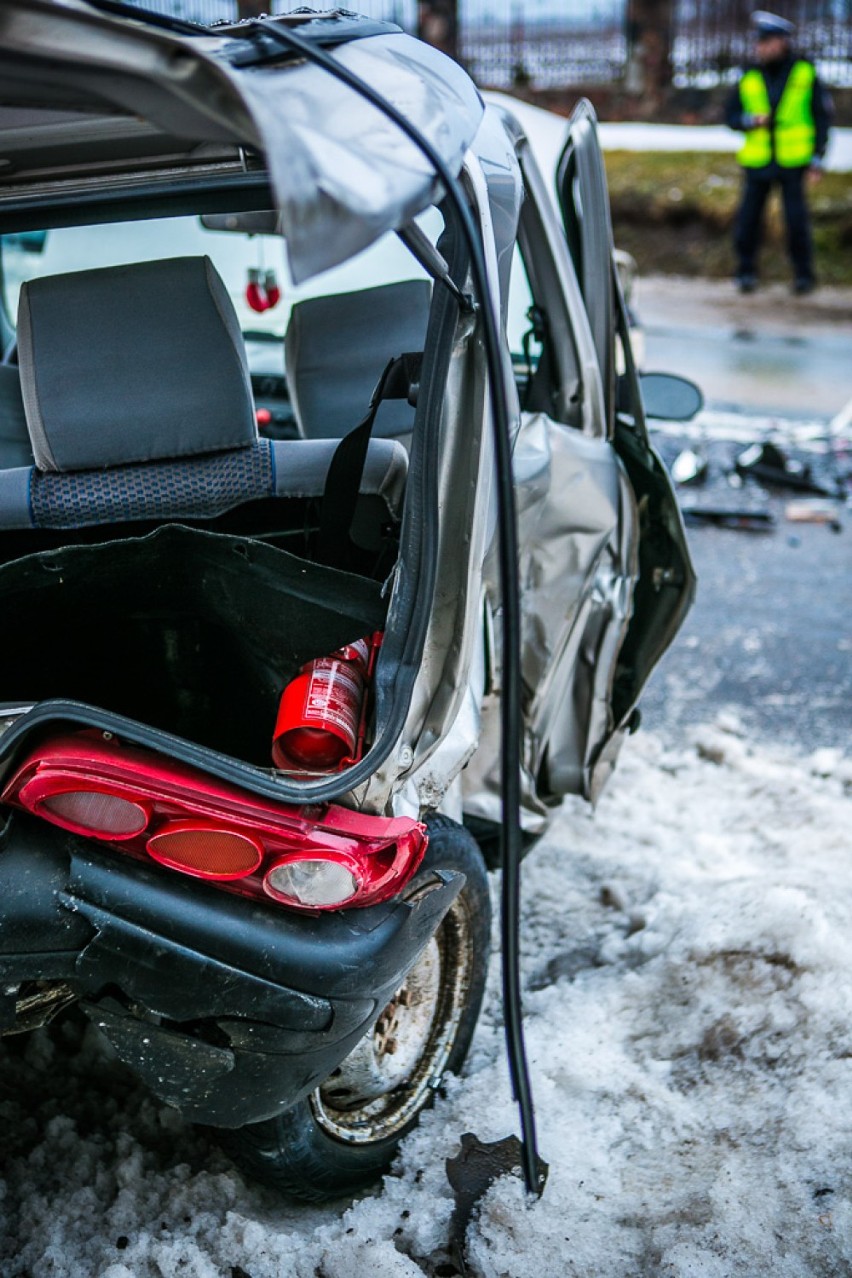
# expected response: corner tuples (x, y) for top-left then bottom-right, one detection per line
(0, 364), (33, 470)
(284, 279), (431, 441)
(0, 257), (406, 533)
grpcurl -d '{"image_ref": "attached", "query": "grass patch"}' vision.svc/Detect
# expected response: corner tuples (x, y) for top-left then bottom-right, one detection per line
(604, 151), (852, 285)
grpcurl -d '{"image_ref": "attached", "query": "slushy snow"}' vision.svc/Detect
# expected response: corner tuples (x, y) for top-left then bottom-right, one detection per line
(2, 722), (851, 1276)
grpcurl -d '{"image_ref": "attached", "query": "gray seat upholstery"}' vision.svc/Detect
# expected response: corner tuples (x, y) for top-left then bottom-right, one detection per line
(0, 256), (407, 532)
(0, 364), (33, 469)
(18, 255), (257, 473)
(285, 279), (432, 441)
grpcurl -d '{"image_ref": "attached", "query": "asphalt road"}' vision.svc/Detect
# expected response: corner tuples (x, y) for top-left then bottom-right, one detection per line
(634, 277), (851, 752)
(640, 276), (852, 421)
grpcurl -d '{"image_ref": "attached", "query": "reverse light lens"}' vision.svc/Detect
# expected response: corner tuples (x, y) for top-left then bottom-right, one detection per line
(147, 824), (263, 880)
(264, 857), (359, 908)
(38, 789), (149, 838)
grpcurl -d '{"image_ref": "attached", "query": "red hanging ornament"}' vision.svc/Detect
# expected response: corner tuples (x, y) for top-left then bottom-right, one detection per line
(264, 269), (281, 310)
(245, 267), (268, 313)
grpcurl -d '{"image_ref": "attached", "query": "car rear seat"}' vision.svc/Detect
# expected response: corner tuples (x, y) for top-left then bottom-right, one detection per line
(0, 364), (33, 469)
(0, 256), (407, 539)
(285, 279), (431, 443)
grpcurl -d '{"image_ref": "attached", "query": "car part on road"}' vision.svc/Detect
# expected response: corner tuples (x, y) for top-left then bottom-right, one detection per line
(672, 448), (710, 486)
(680, 506), (777, 531)
(735, 441), (832, 495)
(785, 499), (843, 530)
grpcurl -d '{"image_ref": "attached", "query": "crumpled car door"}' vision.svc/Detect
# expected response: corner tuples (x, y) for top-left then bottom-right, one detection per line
(552, 100), (696, 794)
(463, 119), (640, 824)
(556, 99), (617, 439)
(529, 100), (693, 804)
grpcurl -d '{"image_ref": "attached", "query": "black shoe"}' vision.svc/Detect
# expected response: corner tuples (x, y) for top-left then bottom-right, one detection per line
(793, 277), (816, 295)
(737, 274), (757, 294)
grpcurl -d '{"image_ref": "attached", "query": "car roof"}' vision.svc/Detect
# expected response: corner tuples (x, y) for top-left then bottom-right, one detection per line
(0, 0), (484, 282)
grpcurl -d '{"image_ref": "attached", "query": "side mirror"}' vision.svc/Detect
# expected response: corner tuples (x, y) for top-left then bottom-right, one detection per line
(640, 372), (704, 422)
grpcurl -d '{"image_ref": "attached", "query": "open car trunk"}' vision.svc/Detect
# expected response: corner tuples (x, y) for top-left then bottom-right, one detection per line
(0, 525), (386, 769)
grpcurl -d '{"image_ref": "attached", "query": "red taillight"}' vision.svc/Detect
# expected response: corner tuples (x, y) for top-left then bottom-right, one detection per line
(36, 788), (149, 839)
(147, 823), (263, 880)
(2, 732), (427, 912)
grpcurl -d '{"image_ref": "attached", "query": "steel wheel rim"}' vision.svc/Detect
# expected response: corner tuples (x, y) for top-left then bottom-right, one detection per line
(311, 891), (475, 1144)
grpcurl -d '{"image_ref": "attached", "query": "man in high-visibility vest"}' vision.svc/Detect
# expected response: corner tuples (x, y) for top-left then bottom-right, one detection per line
(726, 11), (832, 294)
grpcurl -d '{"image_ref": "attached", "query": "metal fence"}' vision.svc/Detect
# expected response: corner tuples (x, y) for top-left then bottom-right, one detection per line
(122, 0), (418, 26)
(458, 1), (852, 89)
(124, 1), (852, 87)
(674, 1), (852, 86)
(459, 20), (628, 90)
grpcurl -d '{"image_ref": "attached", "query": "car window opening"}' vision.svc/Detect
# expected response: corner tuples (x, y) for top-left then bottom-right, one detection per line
(0, 202), (456, 774)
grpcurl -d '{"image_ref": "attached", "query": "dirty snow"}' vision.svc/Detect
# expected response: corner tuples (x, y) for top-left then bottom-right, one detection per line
(2, 723), (851, 1277)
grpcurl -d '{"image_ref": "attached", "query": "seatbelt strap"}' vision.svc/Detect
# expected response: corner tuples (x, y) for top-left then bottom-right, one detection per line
(317, 351), (422, 565)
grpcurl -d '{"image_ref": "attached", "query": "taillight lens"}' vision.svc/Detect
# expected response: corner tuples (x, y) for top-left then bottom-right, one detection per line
(1, 732), (427, 913)
(147, 823), (263, 880)
(264, 856), (360, 908)
(36, 789), (149, 839)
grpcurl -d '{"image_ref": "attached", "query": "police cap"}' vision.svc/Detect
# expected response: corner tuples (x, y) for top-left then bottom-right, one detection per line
(751, 11), (795, 38)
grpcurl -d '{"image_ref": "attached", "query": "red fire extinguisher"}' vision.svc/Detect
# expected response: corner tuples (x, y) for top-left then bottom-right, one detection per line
(272, 633), (383, 772)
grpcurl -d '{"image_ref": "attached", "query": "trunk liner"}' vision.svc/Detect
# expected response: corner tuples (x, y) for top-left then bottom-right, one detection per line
(0, 524), (386, 767)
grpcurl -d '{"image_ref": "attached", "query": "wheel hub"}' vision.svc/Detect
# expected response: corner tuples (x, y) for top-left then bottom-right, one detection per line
(311, 893), (472, 1143)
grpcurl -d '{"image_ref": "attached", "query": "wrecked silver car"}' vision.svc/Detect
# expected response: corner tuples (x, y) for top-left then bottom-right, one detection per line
(0, 1), (695, 1200)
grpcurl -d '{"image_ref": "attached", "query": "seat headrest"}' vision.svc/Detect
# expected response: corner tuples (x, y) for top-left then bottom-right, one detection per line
(17, 256), (257, 473)
(285, 279), (432, 441)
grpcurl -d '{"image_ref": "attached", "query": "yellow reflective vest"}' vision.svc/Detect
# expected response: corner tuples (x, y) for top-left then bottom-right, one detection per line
(738, 61), (816, 168)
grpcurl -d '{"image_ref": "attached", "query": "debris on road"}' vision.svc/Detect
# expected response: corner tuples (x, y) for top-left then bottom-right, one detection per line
(734, 441), (833, 496)
(785, 499), (844, 531)
(671, 448), (709, 486)
(680, 506), (776, 531)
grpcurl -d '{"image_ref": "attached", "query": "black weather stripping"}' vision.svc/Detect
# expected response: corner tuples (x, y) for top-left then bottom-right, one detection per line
(248, 19), (547, 1199)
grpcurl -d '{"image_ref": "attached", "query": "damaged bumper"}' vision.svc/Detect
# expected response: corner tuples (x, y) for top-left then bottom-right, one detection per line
(0, 812), (462, 1127)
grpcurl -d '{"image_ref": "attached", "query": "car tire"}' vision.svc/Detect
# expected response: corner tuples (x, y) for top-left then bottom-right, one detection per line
(221, 815), (491, 1202)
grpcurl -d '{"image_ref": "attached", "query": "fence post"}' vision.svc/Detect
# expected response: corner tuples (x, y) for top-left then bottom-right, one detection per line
(417, 0), (459, 61)
(625, 0), (674, 108)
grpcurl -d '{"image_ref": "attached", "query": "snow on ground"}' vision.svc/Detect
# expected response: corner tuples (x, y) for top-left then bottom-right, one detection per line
(597, 121), (852, 171)
(485, 92), (852, 179)
(2, 723), (851, 1277)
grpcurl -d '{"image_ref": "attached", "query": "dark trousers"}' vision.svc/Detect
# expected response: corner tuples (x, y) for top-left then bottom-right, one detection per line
(734, 165), (814, 283)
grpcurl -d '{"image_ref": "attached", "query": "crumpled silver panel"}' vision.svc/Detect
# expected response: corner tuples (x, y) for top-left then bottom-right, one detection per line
(461, 411), (639, 828)
(0, 4), (483, 286)
(234, 35), (484, 283)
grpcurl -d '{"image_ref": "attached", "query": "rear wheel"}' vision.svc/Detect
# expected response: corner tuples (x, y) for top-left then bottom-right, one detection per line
(223, 816), (491, 1201)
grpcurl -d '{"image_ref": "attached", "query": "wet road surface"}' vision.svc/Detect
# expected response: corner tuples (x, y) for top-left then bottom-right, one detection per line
(640, 277), (852, 421)
(645, 325), (851, 420)
(634, 278), (851, 752)
(639, 451), (851, 751)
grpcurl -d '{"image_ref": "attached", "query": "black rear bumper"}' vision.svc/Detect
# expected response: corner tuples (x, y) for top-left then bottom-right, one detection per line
(0, 812), (461, 1126)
